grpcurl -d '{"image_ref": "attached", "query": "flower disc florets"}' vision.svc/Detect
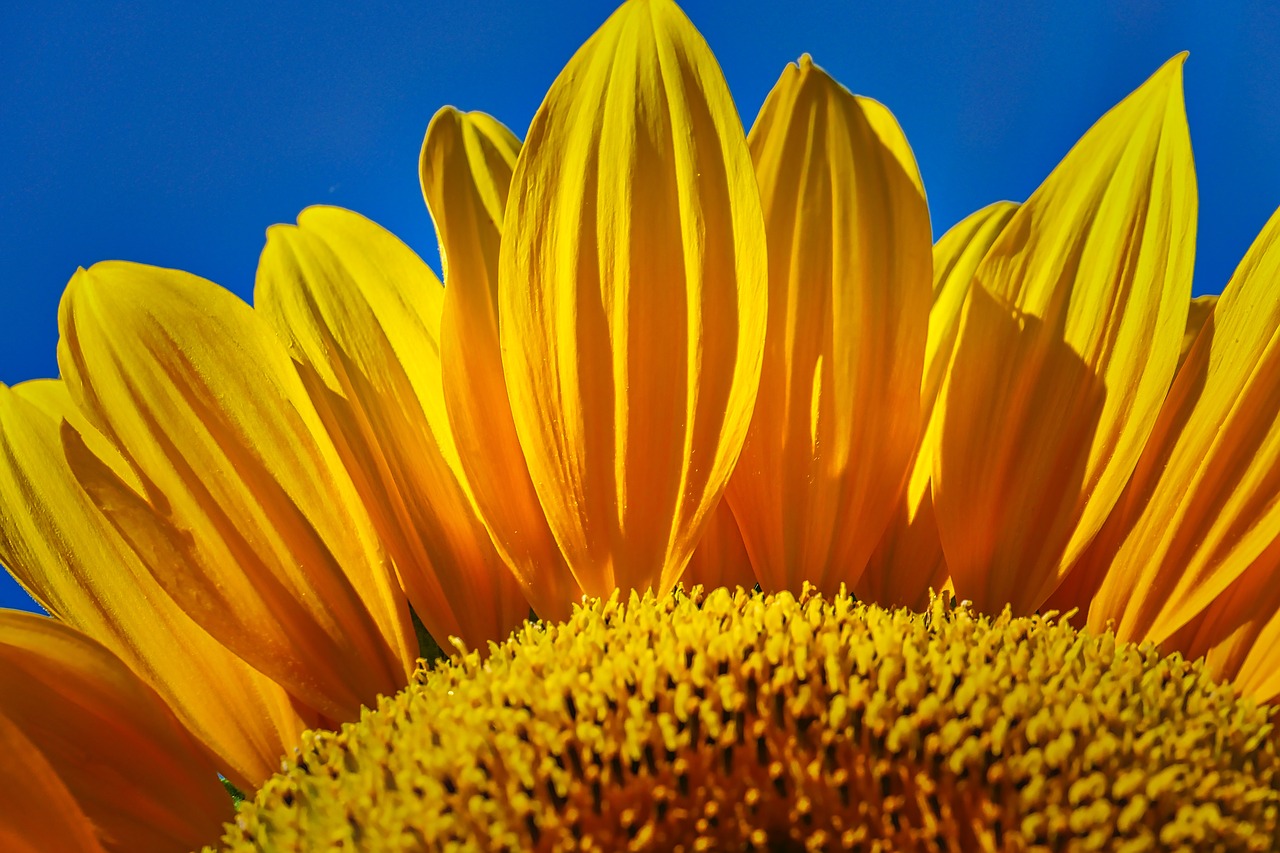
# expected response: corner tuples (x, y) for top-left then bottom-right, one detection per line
(216, 587), (1280, 852)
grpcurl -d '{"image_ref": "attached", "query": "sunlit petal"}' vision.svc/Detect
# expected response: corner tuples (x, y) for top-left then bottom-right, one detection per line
(726, 57), (930, 596)
(257, 206), (529, 647)
(0, 380), (309, 789)
(0, 612), (230, 852)
(499, 0), (768, 595)
(1161, 536), (1280, 703)
(1086, 206), (1280, 660)
(421, 109), (580, 623)
(1046, 291), (1223, 616)
(862, 202), (1018, 607)
(57, 262), (415, 721)
(932, 55), (1196, 613)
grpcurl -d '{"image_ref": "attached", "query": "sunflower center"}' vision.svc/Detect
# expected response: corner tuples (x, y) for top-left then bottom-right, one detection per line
(213, 588), (1280, 851)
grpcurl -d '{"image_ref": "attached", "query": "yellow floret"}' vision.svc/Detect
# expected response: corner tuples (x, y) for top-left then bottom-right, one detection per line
(216, 587), (1280, 852)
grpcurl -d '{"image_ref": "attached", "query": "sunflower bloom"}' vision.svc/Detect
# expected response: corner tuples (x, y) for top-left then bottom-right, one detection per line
(2, 0), (1280, 849)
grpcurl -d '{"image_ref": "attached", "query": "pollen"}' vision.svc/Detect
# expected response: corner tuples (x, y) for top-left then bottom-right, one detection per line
(215, 587), (1280, 851)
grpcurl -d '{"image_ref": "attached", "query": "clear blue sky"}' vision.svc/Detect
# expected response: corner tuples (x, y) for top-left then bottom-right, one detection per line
(1, 1), (1278, 612)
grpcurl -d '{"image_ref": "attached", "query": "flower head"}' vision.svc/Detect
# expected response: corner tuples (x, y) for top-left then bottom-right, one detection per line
(218, 588), (1280, 851)
(2, 0), (1280, 849)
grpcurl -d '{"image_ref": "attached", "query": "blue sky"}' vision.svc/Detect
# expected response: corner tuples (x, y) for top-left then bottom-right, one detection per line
(1, 0), (1278, 611)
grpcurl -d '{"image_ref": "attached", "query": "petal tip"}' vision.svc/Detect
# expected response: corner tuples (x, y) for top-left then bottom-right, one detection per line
(425, 105), (465, 138)
(263, 221), (296, 242)
(296, 204), (363, 232)
(1153, 52), (1189, 88)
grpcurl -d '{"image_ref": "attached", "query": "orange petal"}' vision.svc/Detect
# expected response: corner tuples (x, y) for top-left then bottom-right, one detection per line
(420, 108), (581, 623)
(0, 712), (104, 853)
(726, 57), (931, 596)
(682, 499), (757, 592)
(0, 611), (230, 851)
(255, 205), (530, 647)
(1086, 206), (1280, 654)
(931, 56), (1196, 614)
(498, 0), (768, 595)
(57, 262), (415, 721)
(862, 202), (1019, 607)
(0, 380), (309, 789)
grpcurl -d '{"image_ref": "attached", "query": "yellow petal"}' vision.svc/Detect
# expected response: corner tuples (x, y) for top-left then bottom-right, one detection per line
(256, 206), (530, 647)
(0, 611), (230, 851)
(861, 202), (1019, 607)
(725, 57), (931, 596)
(1160, 537), (1280, 702)
(931, 55), (1196, 614)
(0, 380), (309, 789)
(1086, 205), (1280, 650)
(57, 262), (415, 721)
(1044, 291), (1223, 617)
(420, 108), (580, 623)
(921, 203), (1023, 435)
(0, 711), (105, 853)
(682, 499), (757, 592)
(498, 0), (768, 595)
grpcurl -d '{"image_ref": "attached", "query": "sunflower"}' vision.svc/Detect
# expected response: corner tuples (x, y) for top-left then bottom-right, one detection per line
(2, 0), (1279, 849)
